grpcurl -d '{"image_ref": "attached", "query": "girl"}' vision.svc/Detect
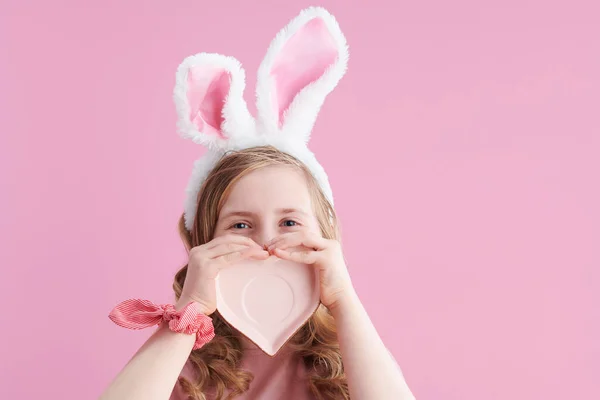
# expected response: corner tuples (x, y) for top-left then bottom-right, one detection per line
(99, 8), (415, 400)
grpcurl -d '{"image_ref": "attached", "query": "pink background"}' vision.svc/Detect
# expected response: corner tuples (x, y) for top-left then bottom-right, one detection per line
(1, 1), (598, 399)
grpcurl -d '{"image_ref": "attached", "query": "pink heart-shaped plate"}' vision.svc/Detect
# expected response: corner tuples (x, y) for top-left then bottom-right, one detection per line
(215, 256), (320, 356)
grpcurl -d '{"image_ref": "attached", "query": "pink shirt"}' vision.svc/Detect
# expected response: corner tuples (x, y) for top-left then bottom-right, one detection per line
(170, 341), (315, 400)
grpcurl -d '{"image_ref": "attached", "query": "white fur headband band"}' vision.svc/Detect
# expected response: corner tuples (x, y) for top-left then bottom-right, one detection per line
(173, 7), (349, 232)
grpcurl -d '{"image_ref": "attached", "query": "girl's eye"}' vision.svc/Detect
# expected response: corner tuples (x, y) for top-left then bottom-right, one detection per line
(232, 223), (250, 229)
(282, 220), (298, 227)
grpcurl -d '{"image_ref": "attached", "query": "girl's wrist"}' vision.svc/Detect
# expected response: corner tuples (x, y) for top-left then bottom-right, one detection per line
(328, 288), (361, 317)
(175, 297), (211, 315)
(109, 298), (216, 350)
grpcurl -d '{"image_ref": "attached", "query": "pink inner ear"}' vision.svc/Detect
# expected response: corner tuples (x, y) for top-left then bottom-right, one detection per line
(187, 66), (230, 138)
(270, 18), (338, 126)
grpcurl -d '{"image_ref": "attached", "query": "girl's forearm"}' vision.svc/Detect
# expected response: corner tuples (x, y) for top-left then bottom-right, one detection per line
(98, 323), (194, 400)
(330, 291), (416, 400)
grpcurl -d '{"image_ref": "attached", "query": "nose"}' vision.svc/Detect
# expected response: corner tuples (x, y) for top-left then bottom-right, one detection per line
(252, 224), (277, 248)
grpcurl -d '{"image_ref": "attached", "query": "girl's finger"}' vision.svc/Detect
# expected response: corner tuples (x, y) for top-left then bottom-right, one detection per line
(268, 233), (326, 252)
(267, 232), (302, 248)
(273, 247), (319, 265)
(205, 243), (253, 259)
(265, 232), (294, 247)
(216, 247), (269, 265)
(205, 235), (260, 251)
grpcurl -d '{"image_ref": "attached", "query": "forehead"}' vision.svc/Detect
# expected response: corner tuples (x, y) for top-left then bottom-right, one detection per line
(220, 165), (313, 213)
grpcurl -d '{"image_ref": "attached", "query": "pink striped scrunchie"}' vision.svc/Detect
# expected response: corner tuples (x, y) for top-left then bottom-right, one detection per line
(109, 299), (215, 350)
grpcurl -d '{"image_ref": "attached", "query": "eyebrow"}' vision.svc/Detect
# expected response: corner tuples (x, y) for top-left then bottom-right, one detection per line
(220, 211), (256, 220)
(278, 208), (309, 216)
(220, 208), (309, 220)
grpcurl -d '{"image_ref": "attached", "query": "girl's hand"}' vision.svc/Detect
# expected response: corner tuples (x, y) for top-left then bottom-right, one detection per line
(176, 235), (270, 314)
(266, 231), (354, 309)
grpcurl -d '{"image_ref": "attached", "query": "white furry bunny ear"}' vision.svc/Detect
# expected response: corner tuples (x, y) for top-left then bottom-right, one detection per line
(255, 7), (349, 142)
(173, 53), (254, 151)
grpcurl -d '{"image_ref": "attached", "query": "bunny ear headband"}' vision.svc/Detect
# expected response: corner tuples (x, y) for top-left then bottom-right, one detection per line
(174, 7), (349, 232)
